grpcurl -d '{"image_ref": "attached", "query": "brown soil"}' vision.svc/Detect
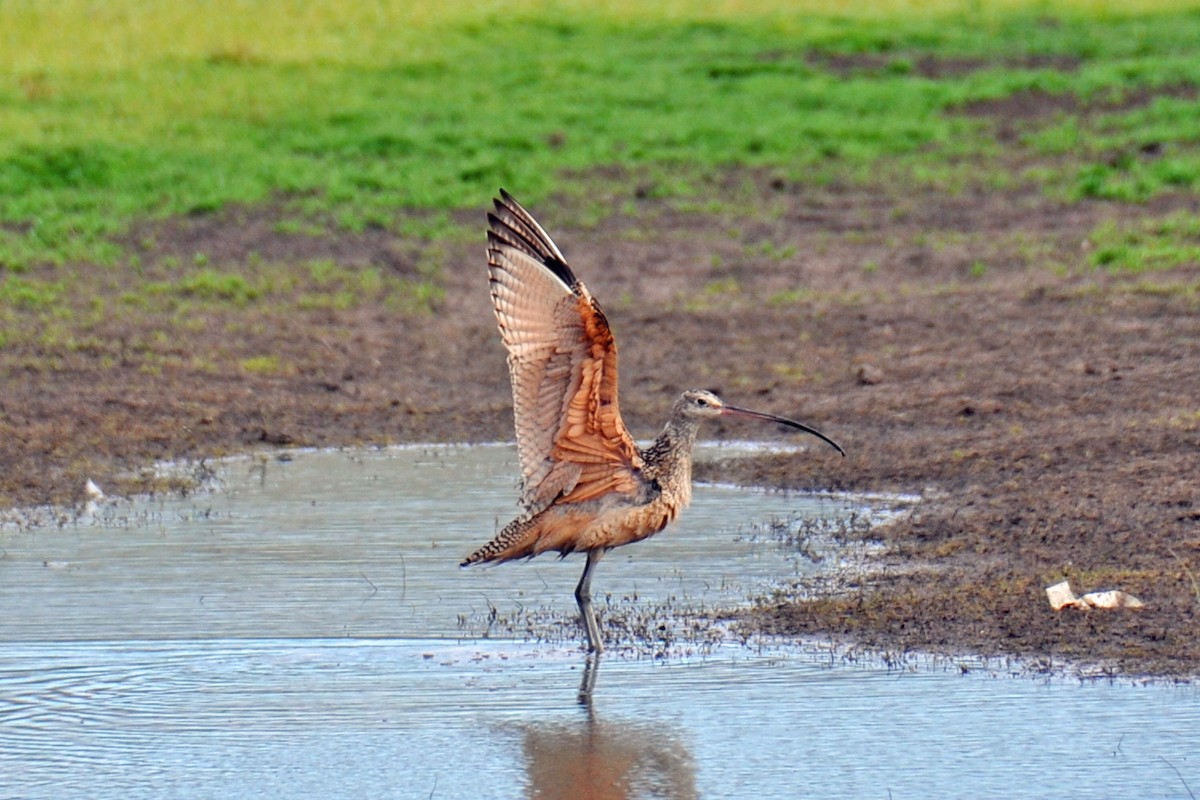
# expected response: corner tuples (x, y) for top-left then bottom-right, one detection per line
(805, 50), (1081, 81)
(3, 175), (1198, 677)
(957, 83), (1200, 145)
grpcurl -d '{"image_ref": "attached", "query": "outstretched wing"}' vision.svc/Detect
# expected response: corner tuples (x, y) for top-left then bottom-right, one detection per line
(487, 190), (643, 516)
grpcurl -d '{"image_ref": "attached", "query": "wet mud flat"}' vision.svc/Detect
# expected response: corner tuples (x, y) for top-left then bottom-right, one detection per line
(3, 179), (1199, 676)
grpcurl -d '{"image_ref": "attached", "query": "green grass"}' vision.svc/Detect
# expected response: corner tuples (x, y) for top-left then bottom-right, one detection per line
(176, 270), (262, 305)
(239, 354), (285, 375)
(1, 1), (1200, 270)
(1089, 212), (1200, 271)
(0, 275), (64, 309)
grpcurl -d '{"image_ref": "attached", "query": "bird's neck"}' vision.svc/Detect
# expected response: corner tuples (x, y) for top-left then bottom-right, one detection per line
(642, 414), (701, 485)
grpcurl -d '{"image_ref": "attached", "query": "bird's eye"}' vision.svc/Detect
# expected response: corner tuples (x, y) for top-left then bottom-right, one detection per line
(695, 397), (708, 407)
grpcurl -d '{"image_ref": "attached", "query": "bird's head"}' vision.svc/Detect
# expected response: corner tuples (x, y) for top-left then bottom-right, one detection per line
(675, 388), (845, 456)
(677, 389), (727, 420)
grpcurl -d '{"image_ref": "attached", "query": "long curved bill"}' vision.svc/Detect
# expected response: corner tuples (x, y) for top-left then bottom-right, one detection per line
(721, 405), (845, 457)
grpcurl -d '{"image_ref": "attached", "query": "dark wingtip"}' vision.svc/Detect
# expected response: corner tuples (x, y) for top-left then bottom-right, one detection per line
(486, 198), (580, 293)
(495, 188), (520, 215)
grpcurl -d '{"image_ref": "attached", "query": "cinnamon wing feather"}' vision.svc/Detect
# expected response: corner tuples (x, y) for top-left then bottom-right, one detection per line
(487, 191), (644, 516)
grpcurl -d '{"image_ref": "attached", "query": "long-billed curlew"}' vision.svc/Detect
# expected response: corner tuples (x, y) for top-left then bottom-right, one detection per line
(461, 190), (844, 654)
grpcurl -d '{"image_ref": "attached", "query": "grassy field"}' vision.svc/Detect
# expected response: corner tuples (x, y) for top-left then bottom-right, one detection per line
(2, 0), (1199, 274)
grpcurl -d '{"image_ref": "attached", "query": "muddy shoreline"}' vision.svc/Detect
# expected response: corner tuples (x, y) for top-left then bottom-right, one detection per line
(3, 180), (1197, 677)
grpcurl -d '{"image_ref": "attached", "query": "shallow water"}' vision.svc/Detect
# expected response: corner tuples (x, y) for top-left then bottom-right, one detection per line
(1, 445), (1197, 799)
(0, 444), (873, 642)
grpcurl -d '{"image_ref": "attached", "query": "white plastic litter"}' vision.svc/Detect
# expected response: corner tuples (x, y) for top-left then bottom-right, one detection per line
(1046, 579), (1144, 611)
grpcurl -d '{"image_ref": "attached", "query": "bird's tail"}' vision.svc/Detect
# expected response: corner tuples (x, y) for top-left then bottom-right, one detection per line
(460, 515), (543, 566)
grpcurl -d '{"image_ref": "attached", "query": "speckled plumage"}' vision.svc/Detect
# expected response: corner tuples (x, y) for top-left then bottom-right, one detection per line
(461, 191), (844, 655)
(461, 193), (701, 569)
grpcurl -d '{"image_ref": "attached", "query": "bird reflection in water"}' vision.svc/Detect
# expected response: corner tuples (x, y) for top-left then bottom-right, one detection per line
(521, 660), (697, 800)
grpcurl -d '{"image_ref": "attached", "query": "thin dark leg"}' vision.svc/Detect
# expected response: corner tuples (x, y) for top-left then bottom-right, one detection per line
(575, 549), (604, 655)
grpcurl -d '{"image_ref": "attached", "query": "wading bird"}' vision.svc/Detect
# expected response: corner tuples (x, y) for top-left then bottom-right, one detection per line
(461, 191), (844, 654)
